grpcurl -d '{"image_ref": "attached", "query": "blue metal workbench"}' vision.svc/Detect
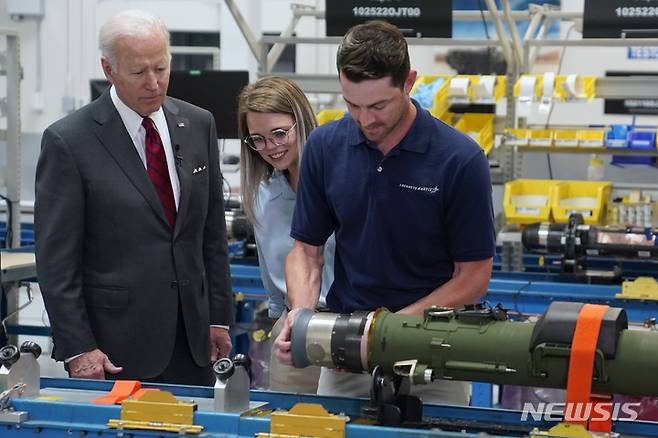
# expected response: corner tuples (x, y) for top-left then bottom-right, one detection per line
(4, 245), (658, 412)
(4, 377), (658, 437)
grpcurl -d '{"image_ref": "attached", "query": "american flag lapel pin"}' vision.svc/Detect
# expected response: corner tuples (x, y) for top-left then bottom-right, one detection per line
(177, 122), (185, 128)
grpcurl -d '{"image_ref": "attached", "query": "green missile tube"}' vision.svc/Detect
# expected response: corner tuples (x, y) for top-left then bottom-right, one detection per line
(290, 302), (658, 397)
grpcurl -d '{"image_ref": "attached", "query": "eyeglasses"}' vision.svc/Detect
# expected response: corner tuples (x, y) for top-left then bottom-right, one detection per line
(244, 123), (296, 151)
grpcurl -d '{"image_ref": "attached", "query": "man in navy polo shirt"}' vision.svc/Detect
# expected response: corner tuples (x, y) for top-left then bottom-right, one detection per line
(274, 21), (495, 405)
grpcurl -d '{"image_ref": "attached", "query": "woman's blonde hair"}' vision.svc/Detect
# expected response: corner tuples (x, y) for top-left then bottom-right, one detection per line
(238, 76), (317, 226)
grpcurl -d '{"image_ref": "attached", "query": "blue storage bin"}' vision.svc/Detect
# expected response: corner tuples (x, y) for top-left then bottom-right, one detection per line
(605, 124), (630, 148)
(613, 129), (657, 165)
(411, 78), (446, 110)
(628, 131), (657, 149)
(611, 155), (656, 166)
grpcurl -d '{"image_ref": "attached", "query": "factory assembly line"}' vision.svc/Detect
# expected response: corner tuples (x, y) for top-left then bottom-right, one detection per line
(2, 301), (658, 437)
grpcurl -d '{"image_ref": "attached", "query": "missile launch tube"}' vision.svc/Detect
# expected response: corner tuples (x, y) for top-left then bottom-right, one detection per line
(290, 303), (658, 397)
(522, 221), (658, 258)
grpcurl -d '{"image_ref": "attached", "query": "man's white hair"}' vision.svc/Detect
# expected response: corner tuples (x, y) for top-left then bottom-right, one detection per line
(99, 10), (171, 69)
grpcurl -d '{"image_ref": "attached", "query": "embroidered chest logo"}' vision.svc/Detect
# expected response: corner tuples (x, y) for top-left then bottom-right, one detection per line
(398, 183), (439, 194)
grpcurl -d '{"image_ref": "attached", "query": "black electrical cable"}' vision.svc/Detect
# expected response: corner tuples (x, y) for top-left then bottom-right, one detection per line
(0, 193), (13, 248)
(543, 24), (576, 180)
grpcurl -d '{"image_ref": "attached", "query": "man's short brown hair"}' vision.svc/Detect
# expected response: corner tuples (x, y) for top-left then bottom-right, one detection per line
(336, 20), (410, 89)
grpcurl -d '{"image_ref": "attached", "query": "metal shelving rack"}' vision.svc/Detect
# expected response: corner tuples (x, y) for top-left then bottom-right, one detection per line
(1, 30), (21, 250)
(0, 30), (23, 347)
(506, 40), (658, 272)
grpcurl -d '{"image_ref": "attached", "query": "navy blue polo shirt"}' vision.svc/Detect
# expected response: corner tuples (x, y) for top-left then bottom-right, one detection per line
(291, 99), (495, 313)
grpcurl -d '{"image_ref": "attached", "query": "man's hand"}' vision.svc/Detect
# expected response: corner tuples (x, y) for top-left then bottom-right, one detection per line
(397, 259), (493, 316)
(210, 326), (232, 362)
(273, 308), (304, 366)
(68, 349), (123, 379)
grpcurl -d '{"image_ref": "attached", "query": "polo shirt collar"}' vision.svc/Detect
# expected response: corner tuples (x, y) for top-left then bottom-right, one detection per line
(265, 169), (295, 202)
(398, 99), (432, 153)
(346, 98), (432, 154)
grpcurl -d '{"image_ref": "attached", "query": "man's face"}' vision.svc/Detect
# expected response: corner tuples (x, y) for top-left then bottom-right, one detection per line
(102, 32), (170, 117)
(339, 71), (416, 145)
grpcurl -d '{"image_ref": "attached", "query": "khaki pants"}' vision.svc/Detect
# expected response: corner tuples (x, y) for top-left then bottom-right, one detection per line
(269, 310), (321, 393)
(317, 367), (470, 406)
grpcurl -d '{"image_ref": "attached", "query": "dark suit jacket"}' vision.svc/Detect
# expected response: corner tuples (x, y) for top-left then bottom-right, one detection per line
(34, 90), (233, 379)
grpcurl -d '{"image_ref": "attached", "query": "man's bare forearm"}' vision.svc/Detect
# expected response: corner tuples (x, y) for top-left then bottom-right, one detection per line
(285, 240), (324, 309)
(398, 258), (493, 316)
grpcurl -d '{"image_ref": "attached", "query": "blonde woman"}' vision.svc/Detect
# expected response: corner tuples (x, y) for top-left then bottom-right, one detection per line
(238, 76), (334, 393)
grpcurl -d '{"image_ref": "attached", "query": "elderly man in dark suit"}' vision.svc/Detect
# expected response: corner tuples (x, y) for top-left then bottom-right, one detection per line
(34, 10), (233, 386)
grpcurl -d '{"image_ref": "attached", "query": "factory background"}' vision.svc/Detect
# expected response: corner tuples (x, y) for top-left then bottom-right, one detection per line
(3, 0), (658, 202)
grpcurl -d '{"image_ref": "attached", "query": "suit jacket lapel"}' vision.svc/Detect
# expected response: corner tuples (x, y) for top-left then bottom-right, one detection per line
(91, 91), (170, 228)
(163, 98), (192, 239)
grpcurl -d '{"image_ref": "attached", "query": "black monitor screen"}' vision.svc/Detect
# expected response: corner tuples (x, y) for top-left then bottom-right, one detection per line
(168, 70), (248, 139)
(89, 70), (249, 139)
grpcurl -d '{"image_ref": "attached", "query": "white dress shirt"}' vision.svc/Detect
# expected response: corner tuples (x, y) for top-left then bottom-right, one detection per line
(110, 85), (180, 209)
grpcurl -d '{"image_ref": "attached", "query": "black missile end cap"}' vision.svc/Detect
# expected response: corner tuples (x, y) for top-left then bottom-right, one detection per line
(522, 223), (541, 250)
(291, 308), (315, 369)
(20, 341), (42, 359)
(0, 345), (19, 368)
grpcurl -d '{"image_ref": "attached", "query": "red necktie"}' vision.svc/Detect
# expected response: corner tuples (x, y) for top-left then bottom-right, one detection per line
(142, 117), (176, 227)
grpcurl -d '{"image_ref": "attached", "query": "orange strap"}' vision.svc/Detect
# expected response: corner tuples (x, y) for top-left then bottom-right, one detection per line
(588, 394), (613, 433)
(564, 304), (609, 429)
(92, 380), (141, 405)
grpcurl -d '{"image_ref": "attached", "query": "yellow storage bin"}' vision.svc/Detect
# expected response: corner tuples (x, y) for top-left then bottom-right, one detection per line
(454, 113), (494, 155)
(317, 109), (346, 125)
(411, 75), (451, 119)
(514, 74), (596, 101)
(504, 179), (559, 224)
(551, 180), (612, 225)
(555, 75), (597, 101)
(448, 75), (475, 103)
(554, 130), (579, 147)
(505, 129), (530, 146)
(475, 75), (506, 102)
(449, 75), (506, 103)
(577, 129), (605, 147)
(528, 129), (554, 147)
(513, 75), (543, 98)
